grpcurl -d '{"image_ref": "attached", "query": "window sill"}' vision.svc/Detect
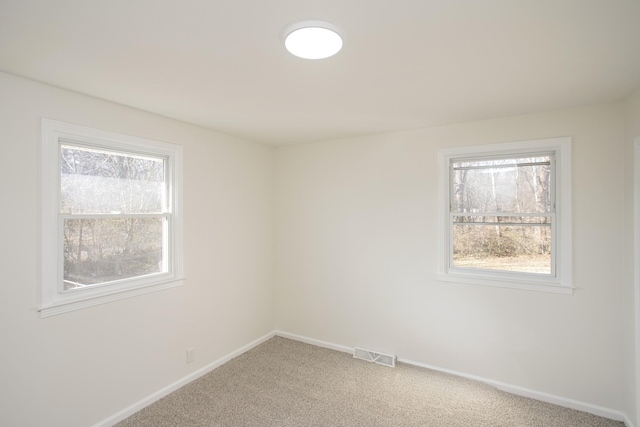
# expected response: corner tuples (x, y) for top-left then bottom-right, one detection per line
(39, 278), (184, 318)
(438, 272), (573, 294)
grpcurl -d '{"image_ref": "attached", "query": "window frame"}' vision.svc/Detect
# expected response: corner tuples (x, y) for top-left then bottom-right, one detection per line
(437, 137), (572, 294)
(40, 119), (184, 317)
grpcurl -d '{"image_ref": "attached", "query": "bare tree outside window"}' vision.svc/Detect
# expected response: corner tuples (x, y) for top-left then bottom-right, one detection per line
(60, 145), (168, 289)
(451, 155), (553, 274)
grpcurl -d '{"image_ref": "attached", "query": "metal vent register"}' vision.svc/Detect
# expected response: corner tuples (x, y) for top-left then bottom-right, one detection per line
(353, 347), (396, 367)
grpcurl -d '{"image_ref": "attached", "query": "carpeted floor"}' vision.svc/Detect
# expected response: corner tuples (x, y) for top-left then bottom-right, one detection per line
(116, 337), (624, 426)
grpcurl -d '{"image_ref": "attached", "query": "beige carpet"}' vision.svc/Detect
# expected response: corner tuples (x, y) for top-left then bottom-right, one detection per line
(116, 337), (624, 426)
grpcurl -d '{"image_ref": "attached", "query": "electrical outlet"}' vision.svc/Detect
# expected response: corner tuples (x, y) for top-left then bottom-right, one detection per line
(186, 348), (195, 364)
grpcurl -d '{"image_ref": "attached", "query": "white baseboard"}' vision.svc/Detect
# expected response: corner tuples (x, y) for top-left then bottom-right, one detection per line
(397, 356), (630, 425)
(93, 330), (276, 427)
(94, 329), (635, 427)
(275, 330), (633, 427)
(275, 330), (353, 354)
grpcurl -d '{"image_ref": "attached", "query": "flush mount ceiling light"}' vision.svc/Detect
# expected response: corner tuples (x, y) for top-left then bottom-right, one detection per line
(284, 21), (343, 59)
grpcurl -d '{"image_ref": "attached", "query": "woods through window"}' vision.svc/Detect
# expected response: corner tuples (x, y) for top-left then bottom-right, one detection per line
(61, 145), (168, 289)
(41, 119), (184, 317)
(439, 138), (572, 293)
(451, 155), (553, 275)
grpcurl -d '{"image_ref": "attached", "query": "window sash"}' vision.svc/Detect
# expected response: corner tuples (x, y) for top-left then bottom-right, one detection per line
(449, 153), (556, 214)
(60, 213), (169, 220)
(448, 151), (557, 277)
(41, 118), (184, 317)
(451, 212), (553, 218)
(57, 141), (173, 293)
(448, 213), (556, 277)
(58, 213), (172, 293)
(452, 160), (551, 171)
(59, 140), (170, 215)
(438, 137), (571, 293)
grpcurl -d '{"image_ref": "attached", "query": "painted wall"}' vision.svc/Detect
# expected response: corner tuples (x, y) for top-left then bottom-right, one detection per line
(625, 87), (640, 426)
(0, 72), (275, 427)
(629, 88), (640, 135)
(0, 70), (636, 425)
(275, 102), (628, 412)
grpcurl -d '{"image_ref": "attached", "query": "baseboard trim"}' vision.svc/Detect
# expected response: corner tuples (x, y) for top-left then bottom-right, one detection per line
(94, 329), (635, 427)
(276, 330), (633, 426)
(398, 356), (630, 425)
(492, 383), (631, 426)
(93, 330), (276, 427)
(275, 330), (353, 354)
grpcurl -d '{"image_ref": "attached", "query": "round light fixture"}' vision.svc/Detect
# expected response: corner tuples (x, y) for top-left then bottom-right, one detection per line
(284, 21), (343, 59)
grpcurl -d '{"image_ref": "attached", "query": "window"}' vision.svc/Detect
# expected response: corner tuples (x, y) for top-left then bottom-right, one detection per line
(40, 119), (184, 317)
(438, 137), (572, 293)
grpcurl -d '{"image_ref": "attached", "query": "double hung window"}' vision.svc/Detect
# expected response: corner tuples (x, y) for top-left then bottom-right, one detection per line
(438, 137), (572, 293)
(41, 119), (184, 317)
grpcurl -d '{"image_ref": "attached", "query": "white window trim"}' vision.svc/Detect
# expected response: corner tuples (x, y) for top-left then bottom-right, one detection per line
(40, 118), (184, 317)
(437, 137), (572, 294)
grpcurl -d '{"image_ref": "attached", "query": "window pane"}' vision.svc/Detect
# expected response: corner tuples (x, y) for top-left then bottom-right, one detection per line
(60, 145), (165, 214)
(63, 217), (165, 289)
(452, 156), (551, 214)
(452, 223), (551, 274)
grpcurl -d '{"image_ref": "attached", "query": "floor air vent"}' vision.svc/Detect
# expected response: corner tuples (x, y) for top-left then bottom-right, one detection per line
(353, 347), (396, 367)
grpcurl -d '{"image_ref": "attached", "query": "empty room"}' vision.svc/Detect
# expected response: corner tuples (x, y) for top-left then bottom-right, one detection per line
(1, 1), (640, 426)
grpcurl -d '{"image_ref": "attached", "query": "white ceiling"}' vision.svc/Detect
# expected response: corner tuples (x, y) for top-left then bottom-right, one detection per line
(1, 0), (639, 146)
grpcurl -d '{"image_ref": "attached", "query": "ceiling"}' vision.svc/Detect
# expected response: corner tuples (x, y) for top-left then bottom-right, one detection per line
(1, 0), (640, 146)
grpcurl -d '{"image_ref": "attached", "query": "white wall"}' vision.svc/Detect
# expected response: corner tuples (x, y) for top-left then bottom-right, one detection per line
(275, 102), (628, 412)
(1, 69), (636, 425)
(0, 72), (275, 427)
(626, 87), (640, 425)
